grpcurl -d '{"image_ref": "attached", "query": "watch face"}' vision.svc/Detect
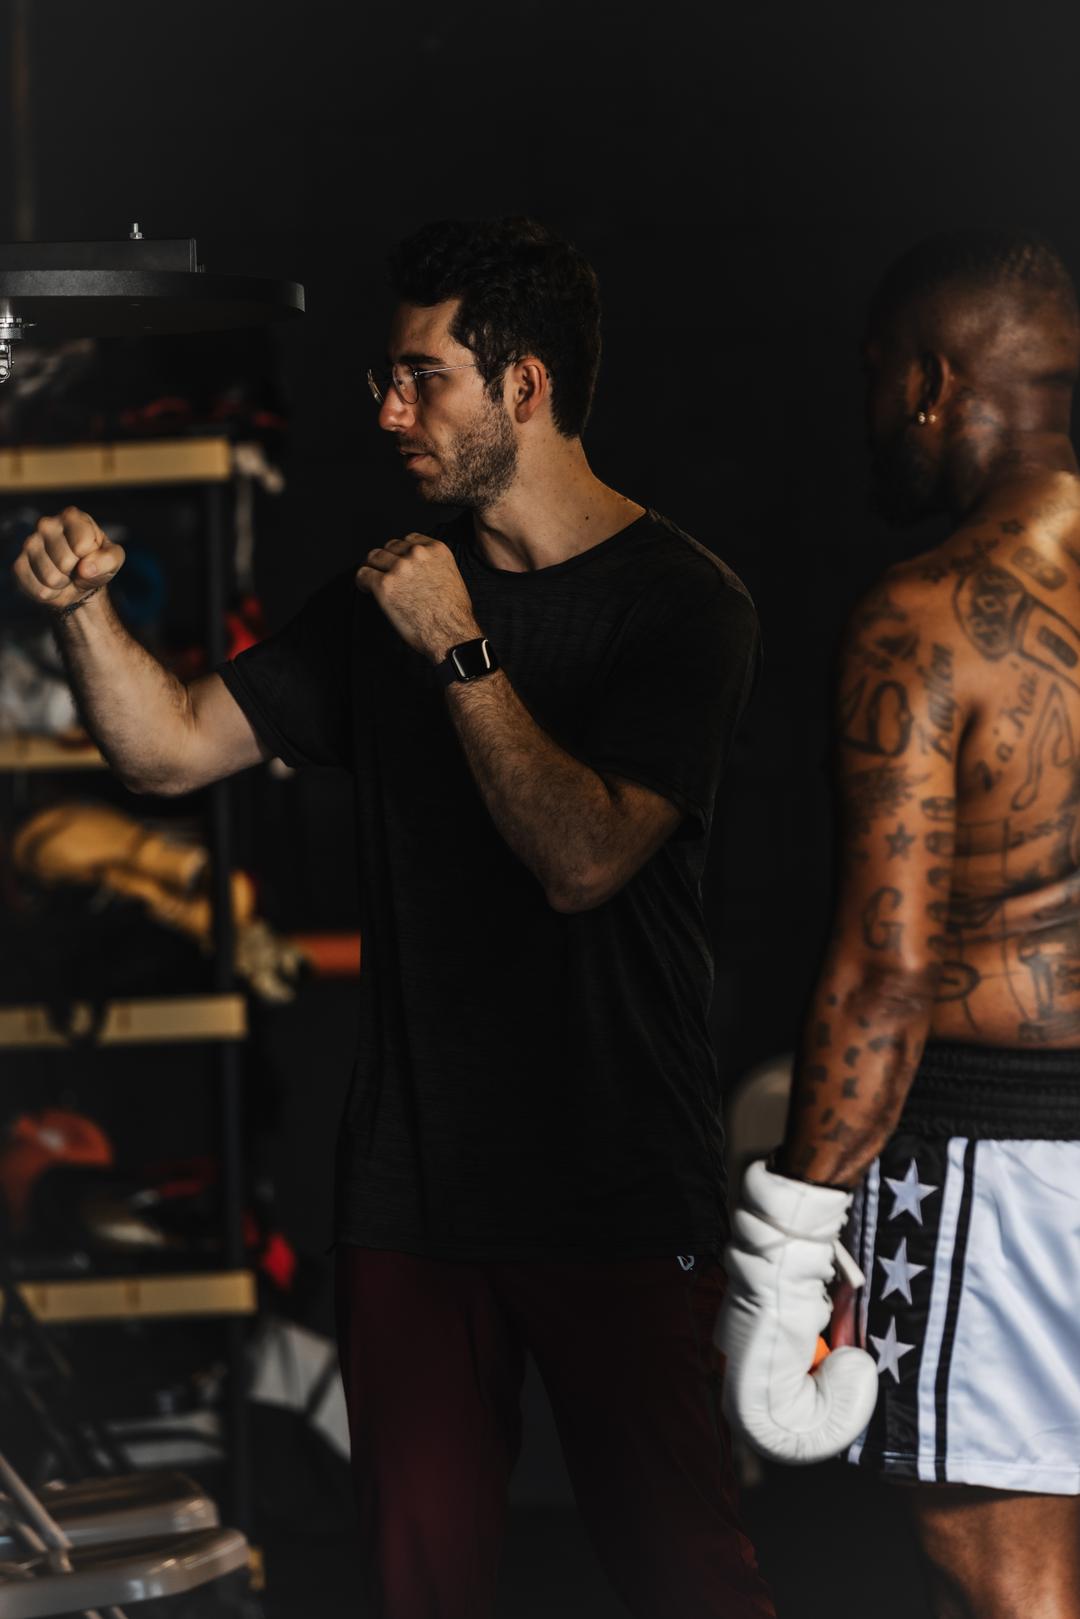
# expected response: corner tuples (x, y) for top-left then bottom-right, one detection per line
(450, 638), (497, 680)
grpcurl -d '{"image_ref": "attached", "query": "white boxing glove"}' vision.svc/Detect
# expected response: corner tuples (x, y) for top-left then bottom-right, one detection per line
(715, 1157), (880, 1465)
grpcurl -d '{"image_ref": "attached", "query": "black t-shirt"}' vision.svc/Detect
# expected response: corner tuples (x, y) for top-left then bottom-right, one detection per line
(220, 510), (760, 1260)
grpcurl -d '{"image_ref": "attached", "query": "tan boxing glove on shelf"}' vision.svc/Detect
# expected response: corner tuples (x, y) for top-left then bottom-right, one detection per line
(102, 864), (257, 939)
(106, 867), (305, 1002)
(14, 803), (308, 1002)
(13, 803), (207, 893)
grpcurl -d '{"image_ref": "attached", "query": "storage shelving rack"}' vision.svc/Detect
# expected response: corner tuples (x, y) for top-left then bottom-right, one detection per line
(0, 435), (256, 1532)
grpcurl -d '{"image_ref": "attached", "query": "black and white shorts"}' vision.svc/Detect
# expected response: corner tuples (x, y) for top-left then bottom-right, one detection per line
(838, 1042), (1080, 1495)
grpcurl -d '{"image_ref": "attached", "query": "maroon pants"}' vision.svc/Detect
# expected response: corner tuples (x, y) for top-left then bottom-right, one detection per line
(335, 1247), (775, 1618)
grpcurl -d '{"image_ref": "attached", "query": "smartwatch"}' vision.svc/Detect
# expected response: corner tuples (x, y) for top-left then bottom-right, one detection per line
(437, 637), (500, 687)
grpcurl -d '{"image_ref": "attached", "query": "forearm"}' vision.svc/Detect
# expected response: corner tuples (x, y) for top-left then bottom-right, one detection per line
(53, 590), (196, 793)
(781, 956), (938, 1187)
(357, 531), (678, 906)
(446, 670), (620, 910)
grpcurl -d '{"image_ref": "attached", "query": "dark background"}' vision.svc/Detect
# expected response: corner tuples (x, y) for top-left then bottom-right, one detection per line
(1, 3), (1077, 1614)
(8, 0), (1080, 1078)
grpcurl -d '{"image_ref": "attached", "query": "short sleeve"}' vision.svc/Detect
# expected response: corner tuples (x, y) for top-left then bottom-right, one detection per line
(580, 574), (760, 835)
(217, 570), (355, 770)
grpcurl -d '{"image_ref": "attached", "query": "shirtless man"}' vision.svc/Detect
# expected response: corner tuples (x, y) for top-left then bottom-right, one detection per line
(720, 229), (1080, 1619)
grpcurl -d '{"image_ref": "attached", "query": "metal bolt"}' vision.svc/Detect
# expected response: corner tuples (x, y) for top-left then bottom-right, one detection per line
(130, 222), (143, 240)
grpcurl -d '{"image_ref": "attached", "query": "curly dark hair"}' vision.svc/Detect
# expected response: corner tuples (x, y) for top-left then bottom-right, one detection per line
(388, 217), (601, 439)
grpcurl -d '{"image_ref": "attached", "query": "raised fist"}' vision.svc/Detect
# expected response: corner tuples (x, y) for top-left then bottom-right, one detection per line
(12, 506), (126, 613)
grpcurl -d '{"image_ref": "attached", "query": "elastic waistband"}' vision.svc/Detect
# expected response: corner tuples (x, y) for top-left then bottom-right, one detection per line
(896, 1040), (1080, 1139)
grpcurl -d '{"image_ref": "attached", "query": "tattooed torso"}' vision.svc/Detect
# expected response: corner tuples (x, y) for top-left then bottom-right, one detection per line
(782, 478), (1080, 1182)
(926, 515), (1080, 1046)
(848, 491), (1080, 1049)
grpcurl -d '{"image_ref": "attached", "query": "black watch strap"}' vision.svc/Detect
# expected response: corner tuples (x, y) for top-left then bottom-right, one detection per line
(437, 637), (500, 687)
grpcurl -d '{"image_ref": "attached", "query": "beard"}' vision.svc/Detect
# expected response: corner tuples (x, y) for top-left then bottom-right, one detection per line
(869, 425), (944, 526)
(408, 395), (518, 509)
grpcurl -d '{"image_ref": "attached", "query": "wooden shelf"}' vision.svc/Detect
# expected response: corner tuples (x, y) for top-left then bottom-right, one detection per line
(0, 993), (247, 1050)
(0, 437), (233, 493)
(8, 1268), (256, 1324)
(0, 734), (107, 772)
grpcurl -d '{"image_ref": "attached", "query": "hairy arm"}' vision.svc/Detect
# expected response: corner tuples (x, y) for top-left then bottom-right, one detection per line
(781, 575), (967, 1186)
(52, 595), (268, 796)
(13, 507), (267, 794)
(55, 592), (269, 793)
(356, 530), (691, 912)
(445, 671), (681, 911)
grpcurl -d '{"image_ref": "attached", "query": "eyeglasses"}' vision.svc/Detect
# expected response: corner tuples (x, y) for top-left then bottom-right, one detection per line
(366, 361), (478, 407)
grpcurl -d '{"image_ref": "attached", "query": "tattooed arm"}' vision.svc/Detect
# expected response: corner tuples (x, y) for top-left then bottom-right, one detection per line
(780, 573), (968, 1187)
(716, 571), (964, 1463)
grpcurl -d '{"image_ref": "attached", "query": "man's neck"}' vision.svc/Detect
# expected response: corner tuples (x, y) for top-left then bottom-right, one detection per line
(469, 441), (645, 573)
(950, 429), (1080, 520)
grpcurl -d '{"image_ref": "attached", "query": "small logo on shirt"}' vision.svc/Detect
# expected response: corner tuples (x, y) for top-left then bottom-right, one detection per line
(677, 1254), (696, 1272)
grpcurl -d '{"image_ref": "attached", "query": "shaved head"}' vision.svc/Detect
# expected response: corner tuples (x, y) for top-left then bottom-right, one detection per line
(870, 229), (1079, 327)
(870, 228), (1080, 391)
(865, 229), (1080, 522)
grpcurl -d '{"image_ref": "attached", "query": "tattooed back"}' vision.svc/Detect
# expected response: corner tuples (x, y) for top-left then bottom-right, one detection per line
(840, 473), (1080, 1049)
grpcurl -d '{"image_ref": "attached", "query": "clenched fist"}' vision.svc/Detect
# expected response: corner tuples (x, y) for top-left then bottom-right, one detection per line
(12, 506), (126, 614)
(356, 533), (481, 663)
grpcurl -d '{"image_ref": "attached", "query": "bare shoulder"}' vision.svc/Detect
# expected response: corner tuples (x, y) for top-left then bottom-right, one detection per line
(843, 513), (1080, 702)
(847, 526), (1002, 641)
(909, 512), (1080, 701)
(840, 545), (972, 713)
(835, 529), (1022, 774)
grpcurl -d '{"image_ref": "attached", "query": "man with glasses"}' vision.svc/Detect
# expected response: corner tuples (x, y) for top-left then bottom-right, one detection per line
(12, 216), (772, 1619)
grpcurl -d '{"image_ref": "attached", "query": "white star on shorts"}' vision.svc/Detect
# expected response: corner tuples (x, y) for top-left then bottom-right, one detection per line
(870, 1316), (916, 1383)
(884, 1158), (939, 1224)
(878, 1237), (927, 1304)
